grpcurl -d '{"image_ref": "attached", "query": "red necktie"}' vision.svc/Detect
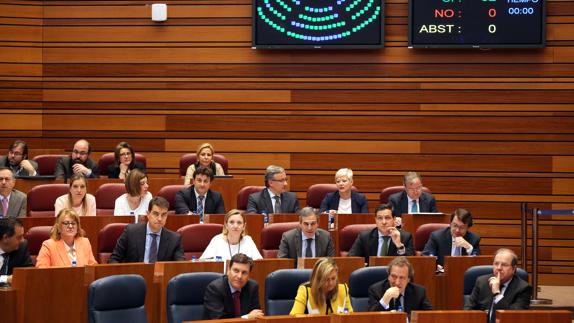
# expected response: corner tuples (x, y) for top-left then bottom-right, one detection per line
(233, 291), (241, 317)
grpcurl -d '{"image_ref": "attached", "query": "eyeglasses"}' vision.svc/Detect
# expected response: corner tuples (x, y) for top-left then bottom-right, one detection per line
(119, 152), (132, 157)
(62, 221), (77, 227)
(8, 151), (23, 157)
(271, 178), (288, 183)
(406, 186), (423, 192)
(72, 150), (89, 156)
(451, 223), (468, 231)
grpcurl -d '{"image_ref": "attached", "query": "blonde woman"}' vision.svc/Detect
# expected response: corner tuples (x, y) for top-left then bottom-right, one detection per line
(36, 209), (98, 268)
(200, 209), (262, 260)
(184, 143), (225, 185)
(54, 173), (96, 216)
(290, 257), (352, 315)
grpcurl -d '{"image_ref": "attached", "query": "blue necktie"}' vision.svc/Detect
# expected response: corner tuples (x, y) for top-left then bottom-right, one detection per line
(197, 195), (205, 222)
(148, 233), (158, 263)
(411, 200), (418, 213)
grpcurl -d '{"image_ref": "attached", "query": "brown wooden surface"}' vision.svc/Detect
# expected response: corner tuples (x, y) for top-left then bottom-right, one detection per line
(401, 213), (450, 247)
(12, 266), (86, 323)
(298, 257), (365, 285)
(369, 256), (438, 308)
(441, 256), (494, 310)
(257, 315), (330, 323)
(331, 312), (408, 323)
(188, 318), (255, 323)
(0, 287), (17, 323)
(496, 310), (573, 323)
(410, 310), (486, 323)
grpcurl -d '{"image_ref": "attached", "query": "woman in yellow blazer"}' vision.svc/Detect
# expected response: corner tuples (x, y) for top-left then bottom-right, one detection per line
(290, 257), (353, 315)
(36, 208), (98, 268)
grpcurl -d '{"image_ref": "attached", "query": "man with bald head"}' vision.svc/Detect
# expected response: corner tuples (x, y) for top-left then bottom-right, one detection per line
(55, 139), (99, 180)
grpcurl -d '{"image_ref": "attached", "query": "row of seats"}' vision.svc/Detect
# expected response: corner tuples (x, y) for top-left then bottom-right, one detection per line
(25, 221), (448, 264)
(31, 153), (229, 177)
(25, 181), (427, 217)
(89, 265), (527, 323)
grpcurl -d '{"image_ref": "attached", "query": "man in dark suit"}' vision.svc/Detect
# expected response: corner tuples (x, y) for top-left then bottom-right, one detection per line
(348, 204), (415, 264)
(246, 165), (300, 214)
(109, 196), (185, 263)
(422, 208), (481, 268)
(0, 140), (38, 177)
(389, 171), (437, 217)
(203, 253), (264, 319)
(278, 207), (335, 259)
(0, 167), (27, 218)
(54, 139), (99, 180)
(368, 257), (432, 317)
(174, 166), (225, 216)
(465, 248), (532, 323)
(0, 218), (33, 285)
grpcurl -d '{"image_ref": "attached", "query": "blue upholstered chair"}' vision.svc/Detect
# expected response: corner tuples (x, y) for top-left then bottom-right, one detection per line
(463, 265), (528, 307)
(349, 266), (389, 312)
(265, 269), (312, 316)
(166, 272), (221, 323)
(88, 274), (147, 323)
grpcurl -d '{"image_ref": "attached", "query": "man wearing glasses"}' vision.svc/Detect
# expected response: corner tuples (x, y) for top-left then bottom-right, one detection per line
(422, 208), (481, 269)
(278, 207), (335, 259)
(54, 139), (100, 180)
(389, 171), (437, 218)
(0, 140), (38, 177)
(246, 165), (300, 214)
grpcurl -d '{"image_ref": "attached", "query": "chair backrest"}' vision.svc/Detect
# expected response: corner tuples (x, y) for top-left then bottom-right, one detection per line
(25, 226), (52, 265)
(166, 272), (221, 323)
(88, 274), (147, 323)
(260, 222), (300, 258)
(98, 152), (147, 177)
(177, 223), (223, 260)
(95, 183), (127, 215)
(26, 184), (69, 217)
(379, 185), (431, 204)
(236, 186), (265, 211)
(463, 265), (528, 306)
(97, 223), (129, 264)
(265, 269), (312, 316)
(414, 223), (450, 253)
(349, 266), (389, 312)
(157, 185), (186, 213)
(32, 154), (66, 176)
(305, 183), (358, 209)
(338, 224), (376, 256)
(179, 153), (229, 177)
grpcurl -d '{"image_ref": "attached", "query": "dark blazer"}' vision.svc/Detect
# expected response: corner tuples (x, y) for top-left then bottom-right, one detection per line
(422, 227), (481, 266)
(0, 156), (39, 176)
(389, 191), (437, 217)
(368, 279), (432, 315)
(108, 222), (185, 263)
(174, 187), (225, 215)
(54, 156), (99, 180)
(465, 274), (532, 323)
(2, 240), (33, 276)
(203, 275), (261, 319)
(106, 161), (146, 179)
(246, 189), (300, 214)
(348, 228), (415, 263)
(277, 228), (336, 259)
(1, 189), (27, 218)
(319, 190), (369, 214)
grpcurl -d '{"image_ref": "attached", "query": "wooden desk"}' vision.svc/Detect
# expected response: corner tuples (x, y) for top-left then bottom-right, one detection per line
(0, 287), (17, 323)
(258, 315), (330, 323)
(496, 310), (572, 323)
(188, 318), (255, 323)
(15, 176), (245, 211)
(12, 266), (87, 323)
(297, 257), (364, 285)
(411, 310), (486, 323)
(332, 312), (407, 323)
(440, 255), (493, 309)
(369, 256), (437, 307)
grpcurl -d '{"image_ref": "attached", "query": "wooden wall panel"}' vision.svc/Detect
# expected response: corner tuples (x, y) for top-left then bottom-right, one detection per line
(2, 0), (573, 285)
